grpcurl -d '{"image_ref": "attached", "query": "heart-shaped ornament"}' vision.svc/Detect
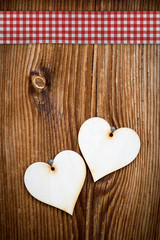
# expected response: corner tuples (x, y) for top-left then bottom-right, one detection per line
(78, 117), (140, 182)
(24, 150), (86, 215)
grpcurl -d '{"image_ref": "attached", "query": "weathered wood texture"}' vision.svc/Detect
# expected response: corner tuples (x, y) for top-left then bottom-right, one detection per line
(0, 1), (160, 240)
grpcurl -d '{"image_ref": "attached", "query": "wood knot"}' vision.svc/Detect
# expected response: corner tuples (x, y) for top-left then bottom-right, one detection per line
(29, 69), (52, 114)
(31, 75), (46, 91)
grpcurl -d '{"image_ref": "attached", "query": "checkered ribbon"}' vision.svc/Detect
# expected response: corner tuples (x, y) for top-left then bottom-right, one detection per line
(0, 11), (160, 44)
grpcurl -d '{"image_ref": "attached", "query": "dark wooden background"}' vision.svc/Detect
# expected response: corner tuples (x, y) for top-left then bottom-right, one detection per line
(0, 0), (160, 239)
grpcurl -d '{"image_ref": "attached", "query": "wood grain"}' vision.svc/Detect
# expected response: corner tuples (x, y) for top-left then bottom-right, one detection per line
(0, 1), (160, 240)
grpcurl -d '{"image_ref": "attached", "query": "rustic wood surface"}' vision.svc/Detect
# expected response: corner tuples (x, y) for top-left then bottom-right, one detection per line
(0, 1), (160, 240)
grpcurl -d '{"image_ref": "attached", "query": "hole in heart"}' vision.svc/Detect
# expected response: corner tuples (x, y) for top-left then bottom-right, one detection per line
(51, 167), (55, 171)
(109, 132), (113, 137)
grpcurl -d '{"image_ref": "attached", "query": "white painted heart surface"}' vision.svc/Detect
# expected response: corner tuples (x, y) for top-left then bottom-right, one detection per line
(24, 150), (86, 215)
(78, 117), (140, 182)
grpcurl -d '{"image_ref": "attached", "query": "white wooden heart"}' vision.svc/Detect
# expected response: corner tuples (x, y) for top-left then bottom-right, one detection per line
(24, 150), (86, 215)
(78, 117), (140, 182)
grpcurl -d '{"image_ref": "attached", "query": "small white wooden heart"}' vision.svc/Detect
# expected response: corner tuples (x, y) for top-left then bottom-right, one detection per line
(24, 150), (86, 215)
(78, 117), (140, 182)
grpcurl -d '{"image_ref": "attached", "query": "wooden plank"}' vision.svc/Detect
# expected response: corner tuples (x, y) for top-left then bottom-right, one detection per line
(0, 1), (159, 240)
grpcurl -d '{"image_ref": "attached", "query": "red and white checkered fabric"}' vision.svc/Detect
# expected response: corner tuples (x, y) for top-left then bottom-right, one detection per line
(0, 11), (159, 44)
